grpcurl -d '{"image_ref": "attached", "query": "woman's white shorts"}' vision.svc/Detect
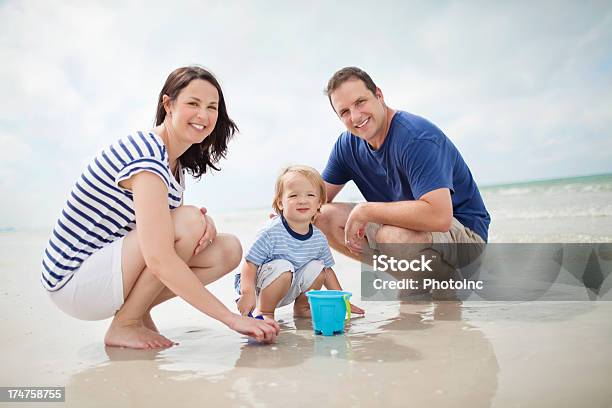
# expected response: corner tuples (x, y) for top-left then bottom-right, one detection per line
(48, 237), (125, 321)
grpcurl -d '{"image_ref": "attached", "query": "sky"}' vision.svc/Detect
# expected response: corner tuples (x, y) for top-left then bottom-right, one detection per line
(1, 0), (611, 229)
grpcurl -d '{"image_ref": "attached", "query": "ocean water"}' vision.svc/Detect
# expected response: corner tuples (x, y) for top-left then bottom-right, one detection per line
(211, 173), (612, 244)
(480, 173), (612, 242)
(2, 173), (611, 285)
(2, 173), (611, 241)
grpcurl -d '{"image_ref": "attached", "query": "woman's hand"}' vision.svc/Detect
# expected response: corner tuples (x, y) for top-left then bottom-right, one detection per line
(228, 314), (280, 343)
(194, 207), (218, 255)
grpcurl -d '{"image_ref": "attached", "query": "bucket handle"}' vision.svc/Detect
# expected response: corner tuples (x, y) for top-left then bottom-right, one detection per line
(343, 294), (351, 321)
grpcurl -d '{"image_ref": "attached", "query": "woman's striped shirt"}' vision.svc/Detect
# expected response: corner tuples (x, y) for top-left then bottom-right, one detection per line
(41, 131), (184, 291)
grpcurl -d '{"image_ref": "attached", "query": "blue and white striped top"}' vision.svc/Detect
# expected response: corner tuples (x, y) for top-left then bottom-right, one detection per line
(41, 131), (184, 291)
(244, 215), (335, 270)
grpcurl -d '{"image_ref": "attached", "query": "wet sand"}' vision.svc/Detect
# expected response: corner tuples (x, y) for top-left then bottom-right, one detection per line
(1, 228), (612, 407)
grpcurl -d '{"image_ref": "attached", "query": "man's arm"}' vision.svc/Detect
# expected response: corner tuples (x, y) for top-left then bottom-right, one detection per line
(344, 188), (453, 252)
(324, 181), (345, 203)
(356, 188), (453, 232)
(324, 174), (451, 231)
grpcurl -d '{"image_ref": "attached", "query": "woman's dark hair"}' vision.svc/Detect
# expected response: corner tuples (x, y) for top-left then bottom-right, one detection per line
(154, 66), (238, 178)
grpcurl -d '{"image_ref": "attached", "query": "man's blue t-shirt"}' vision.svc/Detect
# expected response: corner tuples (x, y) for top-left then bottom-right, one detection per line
(322, 111), (490, 242)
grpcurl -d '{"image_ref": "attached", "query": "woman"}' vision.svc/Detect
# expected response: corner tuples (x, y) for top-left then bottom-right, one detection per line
(41, 66), (279, 349)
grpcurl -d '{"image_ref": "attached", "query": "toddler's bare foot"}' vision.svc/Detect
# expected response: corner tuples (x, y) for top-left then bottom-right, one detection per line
(293, 303), (311, 318)
(143, 311), (159, 333)
(105, 317), (174, 349)
(293, 293), (312, 317)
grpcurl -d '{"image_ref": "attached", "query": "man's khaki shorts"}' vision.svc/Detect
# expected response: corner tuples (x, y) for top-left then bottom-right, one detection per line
(364, 217), (486, 270)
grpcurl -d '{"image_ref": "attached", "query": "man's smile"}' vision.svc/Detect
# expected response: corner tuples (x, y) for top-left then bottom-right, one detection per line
(355, 117), (370, 129)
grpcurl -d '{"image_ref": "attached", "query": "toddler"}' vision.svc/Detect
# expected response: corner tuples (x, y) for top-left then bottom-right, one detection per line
(235, 165), (364, 319)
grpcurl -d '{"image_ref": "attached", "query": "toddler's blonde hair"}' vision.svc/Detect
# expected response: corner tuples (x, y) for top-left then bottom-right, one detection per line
(272, 165), (327, 220)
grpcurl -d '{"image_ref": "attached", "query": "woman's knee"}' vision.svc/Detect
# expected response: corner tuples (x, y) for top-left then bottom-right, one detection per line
(215, 233), (243, 270)
(172, 205), (205, 243)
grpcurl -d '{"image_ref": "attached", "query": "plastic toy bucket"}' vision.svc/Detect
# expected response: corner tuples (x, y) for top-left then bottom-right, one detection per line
(306, 290), (351, 336)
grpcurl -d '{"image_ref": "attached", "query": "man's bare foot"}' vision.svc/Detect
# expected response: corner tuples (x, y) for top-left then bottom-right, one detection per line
(143, 311), (159, 333)
(105, 317), (174, 349)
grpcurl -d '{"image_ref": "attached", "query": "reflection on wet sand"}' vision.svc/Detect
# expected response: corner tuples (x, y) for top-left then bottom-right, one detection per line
(65, 302), (499, 407)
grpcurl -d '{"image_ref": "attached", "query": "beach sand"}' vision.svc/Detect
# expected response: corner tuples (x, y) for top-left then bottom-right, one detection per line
(2, 175), (612, 406)
(2, 224), (612, 407)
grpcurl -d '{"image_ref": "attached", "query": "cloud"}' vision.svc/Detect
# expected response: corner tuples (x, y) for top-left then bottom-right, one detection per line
(1, 0), (612, 227)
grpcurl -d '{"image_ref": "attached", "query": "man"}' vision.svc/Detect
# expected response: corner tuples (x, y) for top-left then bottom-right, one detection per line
(316, 66), (490, 265)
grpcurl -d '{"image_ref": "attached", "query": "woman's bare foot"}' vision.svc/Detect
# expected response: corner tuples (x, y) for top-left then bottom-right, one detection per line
(105, 317), (174, 349)
(142, 311), (159, 333)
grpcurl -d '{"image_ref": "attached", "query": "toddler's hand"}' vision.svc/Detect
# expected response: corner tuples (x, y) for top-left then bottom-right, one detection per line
(237, 292), (256, 316)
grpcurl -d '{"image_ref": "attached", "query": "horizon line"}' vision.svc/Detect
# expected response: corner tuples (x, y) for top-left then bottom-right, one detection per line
(479, 171), (612, 189)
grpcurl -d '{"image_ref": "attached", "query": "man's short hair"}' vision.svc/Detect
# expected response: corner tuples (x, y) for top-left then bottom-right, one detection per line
(324, 67), (378, 106)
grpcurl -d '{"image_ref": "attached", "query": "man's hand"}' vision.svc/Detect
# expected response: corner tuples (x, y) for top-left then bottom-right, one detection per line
(194, 207), (218, 255)
(237, 291), (257, 316)
(344, 203), (369, 254)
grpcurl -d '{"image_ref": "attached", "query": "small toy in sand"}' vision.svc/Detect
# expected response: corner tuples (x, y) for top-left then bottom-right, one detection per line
(247, 311), (264, 320)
